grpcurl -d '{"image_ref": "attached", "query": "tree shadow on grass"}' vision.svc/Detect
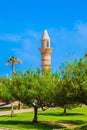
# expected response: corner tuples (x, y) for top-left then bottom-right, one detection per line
(39, 112), (84, 117)
(56, 120), (87, 125)
(0, 120), (64, 130)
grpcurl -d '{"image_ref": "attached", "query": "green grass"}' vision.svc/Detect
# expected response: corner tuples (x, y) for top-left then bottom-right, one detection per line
(74, 123), (87, 130)
(0, 106), (87, 130)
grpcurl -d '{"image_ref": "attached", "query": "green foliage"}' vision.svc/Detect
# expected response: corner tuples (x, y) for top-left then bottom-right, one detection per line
(0, 56), (87, 122)
(9, 69), (60, 122)
(58, 58), (87, 108)
(0, 77), (14, 101)
(6, 56), (22, 76)
(6, 56), (22, 64)
(10, 69), (58, 109)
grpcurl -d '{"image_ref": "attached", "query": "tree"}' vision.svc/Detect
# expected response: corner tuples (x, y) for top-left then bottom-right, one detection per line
(0, 77), (15, 117)
(54, 60), (81, 115)
(70, 58), (87, 105)
(6, 56), (22, 110)
(6, 56), (22, 76)
(56, 58), (87, 115)
(9, 69), (58, 123)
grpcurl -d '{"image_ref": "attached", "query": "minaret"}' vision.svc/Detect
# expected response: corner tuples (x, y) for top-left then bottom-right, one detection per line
(39, 30), (53, 72)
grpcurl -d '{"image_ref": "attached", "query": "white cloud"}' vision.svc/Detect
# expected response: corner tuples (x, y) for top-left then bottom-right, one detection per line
(48, 22), (87, 71)
(0, 34), (21, 42)
(26, 30), (41, 40)
(12, 30), (41, 69)
(75, 22), (87, 36)
(2, 23), (87, 72)
(49, 22), (87, 51)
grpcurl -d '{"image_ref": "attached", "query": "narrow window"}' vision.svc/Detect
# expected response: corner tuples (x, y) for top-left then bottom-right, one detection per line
(46, 41), (49, 47)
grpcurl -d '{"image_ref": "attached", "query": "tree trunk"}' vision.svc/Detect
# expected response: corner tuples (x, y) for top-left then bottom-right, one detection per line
(11, 101), (14, 117)
(63, 106), (67, 116)
(12, 63), (14, 76)
(32, 106), (38, 123)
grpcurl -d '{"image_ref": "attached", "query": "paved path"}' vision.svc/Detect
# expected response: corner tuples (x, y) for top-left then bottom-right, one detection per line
(0, 108), (34, 116)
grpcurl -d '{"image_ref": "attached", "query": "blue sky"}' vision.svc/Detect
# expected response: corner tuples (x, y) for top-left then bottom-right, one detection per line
(0, 0), (87, 76)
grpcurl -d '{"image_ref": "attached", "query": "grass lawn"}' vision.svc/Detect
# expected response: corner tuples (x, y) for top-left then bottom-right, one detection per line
(0, 105), (87, 130)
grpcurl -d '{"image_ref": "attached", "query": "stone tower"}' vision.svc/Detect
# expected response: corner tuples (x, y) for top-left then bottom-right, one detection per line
(39, 30), (53, 71)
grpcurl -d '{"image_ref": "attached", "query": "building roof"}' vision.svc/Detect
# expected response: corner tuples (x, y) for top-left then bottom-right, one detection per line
(42, 30), (50, 40)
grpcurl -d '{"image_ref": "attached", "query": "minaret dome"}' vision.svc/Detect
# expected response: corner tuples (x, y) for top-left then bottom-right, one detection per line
(41, 30), (50, 48)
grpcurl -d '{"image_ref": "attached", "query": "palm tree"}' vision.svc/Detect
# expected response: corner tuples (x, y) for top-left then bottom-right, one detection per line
(6, 56), (22, 76)
(84, 53), (87, 59)
(6, 56), (22, 114)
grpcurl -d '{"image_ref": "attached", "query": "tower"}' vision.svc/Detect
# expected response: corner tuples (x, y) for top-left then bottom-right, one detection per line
(39, 30), (53, 71)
